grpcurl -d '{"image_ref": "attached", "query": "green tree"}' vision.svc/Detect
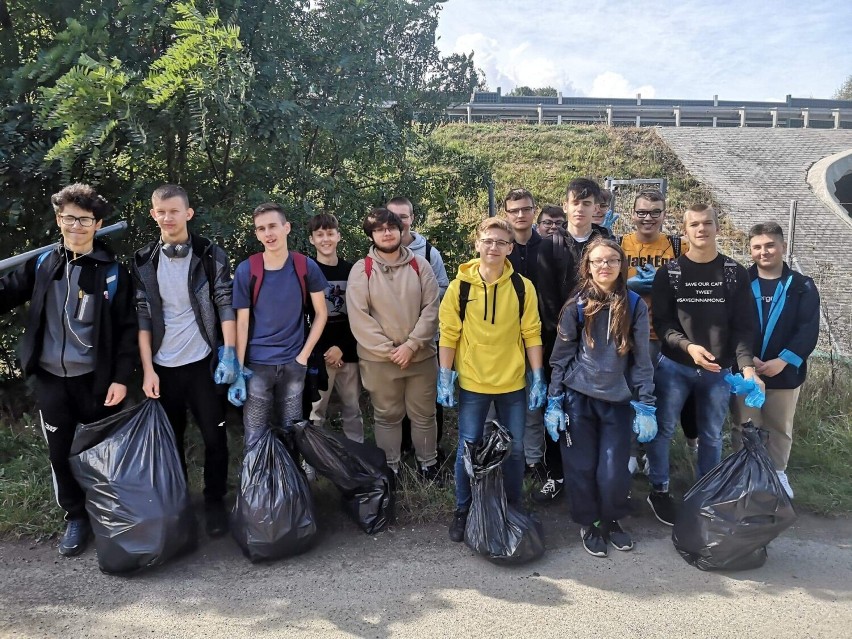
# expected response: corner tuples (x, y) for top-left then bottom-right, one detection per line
(507, 85), (558, 97)
(835, 75), (852, 100)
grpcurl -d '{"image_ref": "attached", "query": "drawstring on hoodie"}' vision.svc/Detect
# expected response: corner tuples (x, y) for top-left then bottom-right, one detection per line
(479, 280), (499, 324)
(606, 306), (611, 343)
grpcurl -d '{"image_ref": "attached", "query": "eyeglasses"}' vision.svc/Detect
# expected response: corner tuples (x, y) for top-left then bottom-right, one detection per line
(589, 258), (622, 269)
(506, 206), (534, 216)
(479, 239), (512, 249)
(634, 209), (664, 219)
(58, 214), (97, 227)
(372, 226), (398, 235)
(538, 219), (567, 228)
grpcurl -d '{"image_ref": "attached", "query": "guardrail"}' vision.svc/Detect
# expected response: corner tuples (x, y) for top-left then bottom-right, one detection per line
(446, 103), (852, 128)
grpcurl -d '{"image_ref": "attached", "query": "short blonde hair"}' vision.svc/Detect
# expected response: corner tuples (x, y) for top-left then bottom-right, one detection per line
(683, 203), (718, 228)
(478, 217), (514, 239)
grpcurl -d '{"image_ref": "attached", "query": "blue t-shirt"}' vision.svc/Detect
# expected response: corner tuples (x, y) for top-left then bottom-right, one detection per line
(233, 254), (328, 365)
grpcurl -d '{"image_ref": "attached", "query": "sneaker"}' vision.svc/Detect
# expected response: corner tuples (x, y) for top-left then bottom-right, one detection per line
(776, 471), (794, 499)
(301, 460), (317, 482)
(604, 520), (634, 551)
(205, 501), (229, 538)
(531, 478), (564, 504)
(580, 524), (608, 557)
(449, 509), (468, 542)
(58, 518), (91, 556)
(647, 491), (677, 526)
(419, 462), (441, 484)
(687, 439), (699, 456)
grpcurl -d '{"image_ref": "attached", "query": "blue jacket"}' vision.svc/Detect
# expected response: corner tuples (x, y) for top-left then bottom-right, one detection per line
(747, 263), (819, 390)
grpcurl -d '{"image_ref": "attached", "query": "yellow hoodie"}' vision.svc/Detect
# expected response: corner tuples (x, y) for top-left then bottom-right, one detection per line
(439, 259), (541, 394)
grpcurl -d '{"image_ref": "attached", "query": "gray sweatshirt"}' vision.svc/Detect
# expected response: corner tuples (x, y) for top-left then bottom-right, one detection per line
(548, 294), (655, 405)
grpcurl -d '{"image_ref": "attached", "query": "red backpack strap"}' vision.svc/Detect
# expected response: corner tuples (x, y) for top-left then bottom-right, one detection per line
(248, 253), (264, 307)
(365, 256), (373, 279)
(292, 251), (308, 307)
(409, 257), (420, 275)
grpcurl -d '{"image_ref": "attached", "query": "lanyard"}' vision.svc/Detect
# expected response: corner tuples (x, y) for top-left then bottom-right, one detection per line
(752, 275), (793, 359)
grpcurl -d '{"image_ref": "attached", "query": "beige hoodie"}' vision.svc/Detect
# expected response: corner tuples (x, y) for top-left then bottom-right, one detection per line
(346, 245), (440, 363)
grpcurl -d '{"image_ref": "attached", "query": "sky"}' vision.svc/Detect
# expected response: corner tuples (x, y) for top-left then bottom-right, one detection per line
(435, 0), (852, 101)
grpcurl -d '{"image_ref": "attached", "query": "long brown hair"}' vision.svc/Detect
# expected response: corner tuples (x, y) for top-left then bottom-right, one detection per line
(558, 238), (633, 355)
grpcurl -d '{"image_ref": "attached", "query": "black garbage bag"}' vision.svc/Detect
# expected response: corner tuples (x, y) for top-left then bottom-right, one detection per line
(231, 428), (318, 562)
(672, 422), (797, 571)
(292, 420), (394, 534)
(463, 421), (545, 564)
(69, 399), (196, 574)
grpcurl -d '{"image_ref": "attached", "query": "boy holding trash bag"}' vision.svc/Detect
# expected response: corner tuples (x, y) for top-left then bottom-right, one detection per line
(0, 184), (137, 556)
(133, 184), (237, 538)
(545, 238), (656, 557)
(437, 217), (545, 543)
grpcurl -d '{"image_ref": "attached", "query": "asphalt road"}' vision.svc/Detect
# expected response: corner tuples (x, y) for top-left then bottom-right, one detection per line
(1, 507), (850, 639)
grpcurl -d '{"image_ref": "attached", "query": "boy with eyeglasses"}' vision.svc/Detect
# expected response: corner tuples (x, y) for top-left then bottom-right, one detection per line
(536, 205), (567, 237)
(502, 189), (548, 486)
(0, 184), (137, 556)
(438, 217), (544, 542)
(618, 189), (689, 472)
(133, 184), (238, 538)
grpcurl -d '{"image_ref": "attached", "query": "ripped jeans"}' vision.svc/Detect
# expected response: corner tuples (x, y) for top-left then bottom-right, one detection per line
(243, 360), (306, 450)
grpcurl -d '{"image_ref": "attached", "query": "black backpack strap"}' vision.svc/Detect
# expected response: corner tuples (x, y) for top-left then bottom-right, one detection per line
(510, 272), (525, 322)
(667, 257), (682, 295)
(458, 280), (471, 322)
(425, 241), (433, 264)
(668, 234), (682, 258)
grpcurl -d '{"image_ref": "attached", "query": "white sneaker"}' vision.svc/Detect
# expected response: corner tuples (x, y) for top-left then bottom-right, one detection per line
(302, 460), (317, 482)
(776, 471), (794, 499)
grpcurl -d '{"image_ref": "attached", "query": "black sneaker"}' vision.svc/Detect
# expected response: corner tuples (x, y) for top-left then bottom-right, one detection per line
(58, 518), (91, 557)
(205, 501), (229, 538)
(604, 520), (634, 551)
(531, 478), (564, 504)
(647, 491), (677, 526)
(525, 462), (548, 483)
(580, 524), (608, 557)
(449, 509), (468, 542)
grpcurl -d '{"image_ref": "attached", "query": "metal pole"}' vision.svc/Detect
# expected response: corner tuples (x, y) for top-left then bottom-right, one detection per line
(786, 200), (797, 265)
(0, 221), (128, 272)
(487, 179), (496, 218)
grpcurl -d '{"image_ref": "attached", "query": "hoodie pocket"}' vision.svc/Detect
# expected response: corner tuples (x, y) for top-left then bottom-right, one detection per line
(462, 341), (524, 389)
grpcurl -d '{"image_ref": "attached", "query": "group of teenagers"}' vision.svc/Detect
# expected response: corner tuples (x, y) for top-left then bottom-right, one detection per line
(0, 176), (820, 560)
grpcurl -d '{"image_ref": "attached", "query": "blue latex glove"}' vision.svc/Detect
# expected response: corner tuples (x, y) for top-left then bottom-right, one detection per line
(544, 394), (566, 442)
(626, 263), (656, 294)
(227, 367), (253, 407)
(630, 401), (658, 443)
(526, 368), (547, 410)
(601, 209), (619, 231)
(214, 345), (240, 385)
(436, 367), (459, 408)
(724, 373), (766, 408)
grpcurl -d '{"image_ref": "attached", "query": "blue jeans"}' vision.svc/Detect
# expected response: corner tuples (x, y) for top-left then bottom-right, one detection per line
(455, 388), (526, 511)
(645, 355), (731, 490)
(243, 361), (306, 450)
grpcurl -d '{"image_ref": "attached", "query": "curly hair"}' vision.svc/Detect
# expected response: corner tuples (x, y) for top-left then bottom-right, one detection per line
(51, 184), (112, 221)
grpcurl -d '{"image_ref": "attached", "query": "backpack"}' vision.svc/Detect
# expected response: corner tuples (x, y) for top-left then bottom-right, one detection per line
(36, 250), (119, 304)
(364, 255), (420, 279)
(458, 273), (526, 323)
(576, 289), (640, 327)
(425, 241), (433, 264)
(248, 251), (309, 308)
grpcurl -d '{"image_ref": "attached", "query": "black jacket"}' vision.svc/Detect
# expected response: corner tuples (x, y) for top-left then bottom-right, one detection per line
(536, 224), (612, 358)
(746, 263), (819, 389)
(132, 233), (235, 358)
(0, 240), (137, 395)
(507, 227), (542, 285)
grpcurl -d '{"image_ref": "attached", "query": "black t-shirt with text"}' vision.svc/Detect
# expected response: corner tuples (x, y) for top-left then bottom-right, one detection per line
(315, 259), (358, 363)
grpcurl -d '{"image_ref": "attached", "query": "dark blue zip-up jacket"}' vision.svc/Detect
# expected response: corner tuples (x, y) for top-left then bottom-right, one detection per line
(747, 263), (819, 390)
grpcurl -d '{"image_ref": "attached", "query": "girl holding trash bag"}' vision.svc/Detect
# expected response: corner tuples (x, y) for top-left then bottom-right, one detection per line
(545, 238), (657, 558)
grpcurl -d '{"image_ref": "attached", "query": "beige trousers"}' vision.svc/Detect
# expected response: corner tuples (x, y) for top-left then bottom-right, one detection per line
(360, 358), (437, 469)
(731, 386), (801, 471)
(310, 362), (364, 443)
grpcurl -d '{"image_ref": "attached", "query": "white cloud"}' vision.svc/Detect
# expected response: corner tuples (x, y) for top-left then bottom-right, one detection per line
(589, 72), (656, 100)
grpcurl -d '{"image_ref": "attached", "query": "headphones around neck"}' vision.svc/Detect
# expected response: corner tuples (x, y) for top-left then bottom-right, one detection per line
(161, 240), (191, 259)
